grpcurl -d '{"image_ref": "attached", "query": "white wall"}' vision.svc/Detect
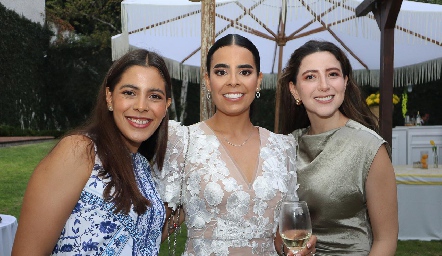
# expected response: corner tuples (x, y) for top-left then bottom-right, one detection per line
(1, 0), (45, 25)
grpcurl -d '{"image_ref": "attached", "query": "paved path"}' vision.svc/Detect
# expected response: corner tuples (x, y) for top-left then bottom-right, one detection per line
(0, 136), (55, 148)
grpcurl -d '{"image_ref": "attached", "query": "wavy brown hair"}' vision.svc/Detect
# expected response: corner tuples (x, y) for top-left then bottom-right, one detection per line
(279, 40), (378, 135)
(71, 49), (171, 214)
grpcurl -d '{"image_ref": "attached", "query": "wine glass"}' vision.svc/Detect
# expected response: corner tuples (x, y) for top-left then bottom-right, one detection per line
(279, 201), (312, 254)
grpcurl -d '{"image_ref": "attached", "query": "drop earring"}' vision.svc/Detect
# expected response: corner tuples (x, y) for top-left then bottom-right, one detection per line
(295, 99), (302, 105)
(255, 89), (261, 99)
(207, 90), (211, 100)
(108, 105), (113, 111)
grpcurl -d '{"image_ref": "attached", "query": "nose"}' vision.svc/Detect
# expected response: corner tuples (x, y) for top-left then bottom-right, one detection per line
(228, 73), (240, 87)
(133, 97), (149, 112)
(318, 75), (330, 92)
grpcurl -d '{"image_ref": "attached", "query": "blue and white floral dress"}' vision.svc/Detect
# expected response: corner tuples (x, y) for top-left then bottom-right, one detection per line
(51, 151), (165, 256)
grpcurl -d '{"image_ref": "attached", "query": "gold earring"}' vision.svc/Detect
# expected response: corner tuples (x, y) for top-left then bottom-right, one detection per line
(295, 99), (302, 105)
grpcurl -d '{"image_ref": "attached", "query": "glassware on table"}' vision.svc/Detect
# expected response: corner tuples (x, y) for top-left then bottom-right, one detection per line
(279, 201), (312, 254)
(420, 150), (429, 169)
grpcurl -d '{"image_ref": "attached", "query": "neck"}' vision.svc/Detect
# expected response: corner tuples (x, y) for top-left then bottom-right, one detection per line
(308, 112), (349, 135)
(205, 112), (254, 136)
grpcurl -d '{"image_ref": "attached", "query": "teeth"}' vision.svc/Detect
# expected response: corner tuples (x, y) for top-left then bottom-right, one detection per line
(315, 95), (333, 101)
(128, 118), (150, 125)
(224, 93), (243, 99)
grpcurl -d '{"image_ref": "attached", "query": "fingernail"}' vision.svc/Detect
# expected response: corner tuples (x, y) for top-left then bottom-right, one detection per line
(307, 243), (312, 249)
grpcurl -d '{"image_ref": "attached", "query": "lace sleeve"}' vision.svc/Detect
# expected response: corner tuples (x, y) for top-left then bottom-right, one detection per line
(273, 134), (299, 234)
(153, 120), (189, 210)
(285, 134), (299, 201)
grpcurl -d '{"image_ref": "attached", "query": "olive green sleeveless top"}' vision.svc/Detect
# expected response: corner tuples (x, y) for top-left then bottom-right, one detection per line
(291, 120), (388, 255)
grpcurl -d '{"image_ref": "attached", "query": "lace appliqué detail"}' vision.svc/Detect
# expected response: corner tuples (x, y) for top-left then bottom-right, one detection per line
(154, 121), (298, 255)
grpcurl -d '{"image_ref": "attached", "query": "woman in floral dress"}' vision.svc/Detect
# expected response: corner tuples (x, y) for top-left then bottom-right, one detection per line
(154, 34), (316, 256)
(13, 49), (172, 256)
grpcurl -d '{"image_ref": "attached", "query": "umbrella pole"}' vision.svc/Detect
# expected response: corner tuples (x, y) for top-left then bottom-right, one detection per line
(274, 0), (287, 133)
(356, 0), (403, 146)
(199, 0), (216, 121)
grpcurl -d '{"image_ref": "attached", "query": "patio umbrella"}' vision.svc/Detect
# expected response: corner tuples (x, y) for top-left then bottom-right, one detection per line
(112, 0), (442, 89)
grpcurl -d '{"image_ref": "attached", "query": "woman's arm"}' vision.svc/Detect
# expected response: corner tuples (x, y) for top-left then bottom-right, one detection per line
(366, 144), (398, 256)
(161, 205), (185, 242)
(12, 135), (93, 256)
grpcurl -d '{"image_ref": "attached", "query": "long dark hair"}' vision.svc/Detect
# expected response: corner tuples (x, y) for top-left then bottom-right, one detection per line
(279, 40), (378, 134)
(205, 34), (261, 117)
(73, 49), (171, 214)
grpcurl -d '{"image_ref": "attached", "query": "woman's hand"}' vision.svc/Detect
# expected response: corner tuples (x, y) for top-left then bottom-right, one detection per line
(287, 235), (317, 256)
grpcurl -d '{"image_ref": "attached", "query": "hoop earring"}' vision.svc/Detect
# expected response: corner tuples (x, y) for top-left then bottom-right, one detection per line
(207, 91), (211, 100)
(255, 90), (261, 99)
(295, 99), (302, 105)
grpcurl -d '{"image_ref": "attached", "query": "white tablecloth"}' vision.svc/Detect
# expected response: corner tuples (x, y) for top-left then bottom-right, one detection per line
(0, 214), (18, 256)
(394, 165), (442, 241)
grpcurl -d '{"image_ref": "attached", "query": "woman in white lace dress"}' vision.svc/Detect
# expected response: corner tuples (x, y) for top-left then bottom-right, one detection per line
(154, 34), (316, 256)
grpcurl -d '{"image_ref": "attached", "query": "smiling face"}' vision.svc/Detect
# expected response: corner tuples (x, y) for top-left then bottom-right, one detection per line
(205, 45), (263, 117)
(106, 65), (171, 152)
(289, 51), (348, 122)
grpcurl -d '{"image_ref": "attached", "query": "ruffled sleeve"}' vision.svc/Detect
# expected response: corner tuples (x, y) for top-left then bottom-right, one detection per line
(153, 120), (189, 210)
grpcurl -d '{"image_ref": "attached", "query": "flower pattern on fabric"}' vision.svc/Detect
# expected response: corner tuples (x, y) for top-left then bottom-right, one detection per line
(153, 121), (298, 255)
(52, 150), (165, 256)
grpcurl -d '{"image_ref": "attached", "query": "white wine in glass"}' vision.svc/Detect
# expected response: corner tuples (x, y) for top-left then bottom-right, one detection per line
(279, 201), (312, 253)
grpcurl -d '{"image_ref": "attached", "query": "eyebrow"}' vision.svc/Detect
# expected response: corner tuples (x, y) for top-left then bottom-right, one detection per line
(301, 67), (341, 76)
(119, 84), (166, 95)
(213, 63), (254, 69)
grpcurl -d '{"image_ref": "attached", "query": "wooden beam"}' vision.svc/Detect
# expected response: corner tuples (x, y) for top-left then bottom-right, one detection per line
(200, 0), (216, 121)
(274, 0), (287, 132)
(355, 0), (377, 17)
(355, 0), (403, 146)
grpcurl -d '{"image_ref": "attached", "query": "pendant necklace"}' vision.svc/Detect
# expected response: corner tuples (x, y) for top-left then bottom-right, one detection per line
(222, 130), (254, 147)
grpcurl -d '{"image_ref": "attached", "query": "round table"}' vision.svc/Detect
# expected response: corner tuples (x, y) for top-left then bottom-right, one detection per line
(0, 214), (18, 256)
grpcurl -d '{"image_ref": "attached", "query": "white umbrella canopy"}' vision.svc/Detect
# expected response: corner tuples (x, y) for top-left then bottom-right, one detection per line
(112, 0), (442, 89)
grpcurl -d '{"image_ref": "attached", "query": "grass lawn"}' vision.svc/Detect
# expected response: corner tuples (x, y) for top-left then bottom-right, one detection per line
(1, 141), (441, 255)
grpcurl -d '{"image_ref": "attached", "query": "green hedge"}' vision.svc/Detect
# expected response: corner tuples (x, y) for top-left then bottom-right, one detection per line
(0, 4), (112, 134)
(0, 4), (52, 130)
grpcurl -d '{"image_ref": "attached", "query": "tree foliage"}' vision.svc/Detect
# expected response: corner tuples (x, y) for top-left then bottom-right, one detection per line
(46, 0), (122, 48)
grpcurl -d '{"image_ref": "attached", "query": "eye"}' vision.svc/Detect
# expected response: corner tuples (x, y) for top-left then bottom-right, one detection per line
(329, 71), (341, 77)
(214, 69), (227, 76)
(149, 93), (164, 101)
(239, 70), (252, 76)
(305, 74), (315, 80)
(122, 90), (136, 96)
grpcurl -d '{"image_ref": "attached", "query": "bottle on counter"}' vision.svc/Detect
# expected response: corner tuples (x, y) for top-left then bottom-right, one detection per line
(416, 111), (422, 126)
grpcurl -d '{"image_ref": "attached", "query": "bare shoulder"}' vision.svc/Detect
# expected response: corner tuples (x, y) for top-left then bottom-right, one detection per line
(369, 144), (395, 179)
(53, 135), (94, 159)
(38, 134), (95, 178)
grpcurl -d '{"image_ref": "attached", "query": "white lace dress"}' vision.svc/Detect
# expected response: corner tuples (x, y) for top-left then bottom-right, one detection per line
(154, 121), (298, 256)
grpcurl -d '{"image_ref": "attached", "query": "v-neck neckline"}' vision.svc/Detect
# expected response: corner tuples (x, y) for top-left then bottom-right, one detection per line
(202, 121), (262, 189)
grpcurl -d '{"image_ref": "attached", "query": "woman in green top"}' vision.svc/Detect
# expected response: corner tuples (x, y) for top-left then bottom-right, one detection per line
(279, 40), (398, 255)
